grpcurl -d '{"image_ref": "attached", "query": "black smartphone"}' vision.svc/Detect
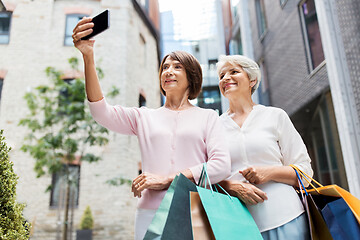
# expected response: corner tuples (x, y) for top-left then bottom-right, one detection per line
(82, 10), (110, 40)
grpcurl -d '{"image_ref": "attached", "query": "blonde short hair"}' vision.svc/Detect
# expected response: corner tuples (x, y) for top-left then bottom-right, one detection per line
(216, 55), (261, 95)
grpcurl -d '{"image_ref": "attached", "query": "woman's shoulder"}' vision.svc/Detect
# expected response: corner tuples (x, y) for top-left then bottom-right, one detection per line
(256, 105), (288, 117)
(196, 107), (221, 118)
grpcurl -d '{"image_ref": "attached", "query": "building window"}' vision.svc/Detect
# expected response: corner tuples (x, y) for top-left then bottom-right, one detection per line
(64, 14), (87, 46)
(259, 60), (268, 93)
(307, 92), (348, 189)
(258, 59), (270, 106)
(0, 11), (12, 44)
(50, 164), (80, 208)
(0, 78), (3, 102)
(197, 86), (222, 115)
(255, 0), (267, 39)
(300, 0), (325, 70)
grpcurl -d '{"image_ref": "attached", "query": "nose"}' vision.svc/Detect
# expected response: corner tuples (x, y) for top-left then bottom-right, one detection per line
(219, 72), (231, 82)
(163, 66), (174, 76)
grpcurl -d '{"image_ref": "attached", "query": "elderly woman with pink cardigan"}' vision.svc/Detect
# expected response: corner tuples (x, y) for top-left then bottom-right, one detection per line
(72, 17), (231, 240)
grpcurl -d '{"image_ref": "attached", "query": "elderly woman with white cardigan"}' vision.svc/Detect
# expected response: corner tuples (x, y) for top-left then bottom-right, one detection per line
(217, 55), (313, 240)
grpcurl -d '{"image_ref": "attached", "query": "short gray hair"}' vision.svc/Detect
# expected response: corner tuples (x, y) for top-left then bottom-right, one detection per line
(216, 55), (261, 95)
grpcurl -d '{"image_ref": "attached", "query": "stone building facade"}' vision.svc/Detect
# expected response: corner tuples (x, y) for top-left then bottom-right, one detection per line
(0, 0), (160, 239)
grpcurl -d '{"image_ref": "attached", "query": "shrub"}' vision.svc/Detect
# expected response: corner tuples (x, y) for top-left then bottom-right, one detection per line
(0, 130), (30, 239)
(80, 206), (94, 230)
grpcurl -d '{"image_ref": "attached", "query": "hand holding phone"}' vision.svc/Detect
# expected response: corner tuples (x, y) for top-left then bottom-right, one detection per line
(82, 10), (110, 40)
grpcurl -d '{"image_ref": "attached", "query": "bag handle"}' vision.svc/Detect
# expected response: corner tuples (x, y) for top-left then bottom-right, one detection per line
(290, 164), (321, 194)
(294, 168), (309, 196)
(198, 163), (214, 194)
(198, 163), (233, 200)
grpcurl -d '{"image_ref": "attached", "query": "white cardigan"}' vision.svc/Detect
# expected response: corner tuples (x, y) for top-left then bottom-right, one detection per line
(220, 105), (313, 232)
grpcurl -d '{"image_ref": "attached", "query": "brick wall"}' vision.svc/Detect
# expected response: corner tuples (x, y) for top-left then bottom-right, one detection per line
(0, 0), (160, 239)
(248, 0), (329, 116)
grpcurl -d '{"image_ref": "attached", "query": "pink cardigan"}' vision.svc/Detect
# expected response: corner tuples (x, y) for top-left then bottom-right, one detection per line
(88, 98), (231, 209)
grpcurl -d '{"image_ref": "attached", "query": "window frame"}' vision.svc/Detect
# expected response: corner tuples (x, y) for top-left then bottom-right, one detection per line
(0, 11), (12, 44)
(0, 78), (3, 101)
(255, 0), (268, 40)
(50, 164), (80, 208)
(299, 0), (325, 72)
(64, 13), (87, 46)
(196, 85), (222, 115)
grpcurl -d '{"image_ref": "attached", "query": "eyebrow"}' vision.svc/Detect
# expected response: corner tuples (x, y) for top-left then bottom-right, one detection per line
(219, 67), (239, 75)
(164, 60), (181, 65)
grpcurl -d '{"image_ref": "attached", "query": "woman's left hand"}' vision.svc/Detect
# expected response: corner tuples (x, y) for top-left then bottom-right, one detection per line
(240, 166), (273, 185)
(131, 172), (173, 198)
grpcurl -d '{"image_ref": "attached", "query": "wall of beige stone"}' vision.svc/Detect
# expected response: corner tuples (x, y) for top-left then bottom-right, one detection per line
(0, 0), (160, 239)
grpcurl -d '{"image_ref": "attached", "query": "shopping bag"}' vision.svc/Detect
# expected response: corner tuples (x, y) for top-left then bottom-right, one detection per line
(143, 175), (179, 240)
(192, 164), (263, 240)
(292, 165), (360, 240)
(299, 185), (333, 239)
(145, 164), (212, 240)
(321, 197), (360, 240)
(160, 173), (198, 240)
(190, 191), (215, 240)
(196, 186), (263, 240)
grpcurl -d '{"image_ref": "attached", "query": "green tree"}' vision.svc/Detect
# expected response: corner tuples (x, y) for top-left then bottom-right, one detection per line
(19, 57), (119, 240)
(0, 130), (30, 240)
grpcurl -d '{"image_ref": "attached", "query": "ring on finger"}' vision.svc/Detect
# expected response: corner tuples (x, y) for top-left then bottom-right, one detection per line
(136, 183), (140, 188)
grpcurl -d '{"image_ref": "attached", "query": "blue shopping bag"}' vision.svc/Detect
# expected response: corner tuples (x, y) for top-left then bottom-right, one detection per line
(321, 197), (360, 240)
(292, 164), (360, 240)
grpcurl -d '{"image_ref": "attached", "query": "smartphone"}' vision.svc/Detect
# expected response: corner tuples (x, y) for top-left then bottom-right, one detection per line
(82, 10), (110, 40)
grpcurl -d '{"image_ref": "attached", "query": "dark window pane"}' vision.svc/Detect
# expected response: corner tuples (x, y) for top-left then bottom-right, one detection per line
(50, 165), (80, 208)
(197, 86), (222, 114)
(302, 0), (325, 69)
(0, 11), (12, 44)
(0, 78), (3, 100)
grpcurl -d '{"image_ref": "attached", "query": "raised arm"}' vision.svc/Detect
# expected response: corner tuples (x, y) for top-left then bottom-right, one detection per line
(72, 17), (103, 102)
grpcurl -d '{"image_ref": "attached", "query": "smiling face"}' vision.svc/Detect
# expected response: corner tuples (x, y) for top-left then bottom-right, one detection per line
(160, 57), (189, 97)
(218, 62), (256, 99)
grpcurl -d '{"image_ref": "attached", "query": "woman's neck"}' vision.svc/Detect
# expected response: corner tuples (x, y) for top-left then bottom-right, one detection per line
(227, 94), (255, 115)
(164, 93), (192, 110)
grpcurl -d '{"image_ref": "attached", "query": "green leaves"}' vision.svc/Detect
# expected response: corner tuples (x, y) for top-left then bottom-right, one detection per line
(106, 175), (132, 186)
(0, 130), (30, 239)
(19, 57), (118, 180)
(81, 154), (100, 163)
(68, 57), (79, 70)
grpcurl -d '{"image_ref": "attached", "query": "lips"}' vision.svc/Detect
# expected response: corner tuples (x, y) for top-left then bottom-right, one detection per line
(224, 82), (237, 89)
(165, 79), (177, 83)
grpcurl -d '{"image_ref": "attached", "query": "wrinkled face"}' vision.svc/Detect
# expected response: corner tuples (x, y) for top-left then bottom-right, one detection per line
(160, 57), (189, 96)
(218, 62), (255, 98)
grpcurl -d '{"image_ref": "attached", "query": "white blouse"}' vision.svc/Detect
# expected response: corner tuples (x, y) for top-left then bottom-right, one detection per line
(220, 105), (313, 232)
